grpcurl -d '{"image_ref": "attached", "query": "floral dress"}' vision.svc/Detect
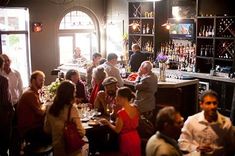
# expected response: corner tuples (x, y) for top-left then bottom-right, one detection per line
(118, 109), (141, 156)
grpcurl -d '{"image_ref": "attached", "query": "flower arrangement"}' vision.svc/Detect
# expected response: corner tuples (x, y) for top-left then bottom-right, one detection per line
(156, 52), (168, 63)
(47, 78), (61, 98)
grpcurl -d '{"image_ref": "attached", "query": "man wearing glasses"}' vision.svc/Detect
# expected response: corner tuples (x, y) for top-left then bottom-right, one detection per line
(178, 90), (235, 155)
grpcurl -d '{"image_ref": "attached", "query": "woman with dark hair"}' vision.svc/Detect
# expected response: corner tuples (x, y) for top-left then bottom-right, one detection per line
(44, 80), (85, 156)
(100, 87), (141, 156)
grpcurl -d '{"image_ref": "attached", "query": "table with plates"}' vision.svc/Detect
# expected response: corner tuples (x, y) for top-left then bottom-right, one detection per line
(78, 103), (119, 155)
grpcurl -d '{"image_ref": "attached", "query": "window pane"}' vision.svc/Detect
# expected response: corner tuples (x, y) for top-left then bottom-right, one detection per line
(106, 21), (123, 58)
(75, 33), (92, 60)
(59, 11), (94, 30)
(1, 34), (29, 87)
(59, 36), (73, 64)
(0, 8), (28, 31)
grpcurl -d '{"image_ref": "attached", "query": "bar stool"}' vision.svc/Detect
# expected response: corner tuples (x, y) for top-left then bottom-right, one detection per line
(24, 143), (53, 156)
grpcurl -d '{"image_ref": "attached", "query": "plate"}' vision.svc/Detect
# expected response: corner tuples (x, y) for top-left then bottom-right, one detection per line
(88, 121), (99, 126)
(81, 118), (89, 122)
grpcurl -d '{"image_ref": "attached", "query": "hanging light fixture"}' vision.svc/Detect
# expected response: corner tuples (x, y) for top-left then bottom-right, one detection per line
(162, 21), (170, 30)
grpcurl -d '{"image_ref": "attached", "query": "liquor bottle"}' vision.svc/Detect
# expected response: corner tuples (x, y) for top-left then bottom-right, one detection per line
(202, 25), (206, 37)
(146, 23), (150, 34)
(205, 26), (209, 37)
(142, 25), (146, 34)
(211, 26), (215, 37)
(200, 45), (205, 56)
(204, 45), (208, 56)
(199, 26), (203, 36)
(208, 25), (212, 37)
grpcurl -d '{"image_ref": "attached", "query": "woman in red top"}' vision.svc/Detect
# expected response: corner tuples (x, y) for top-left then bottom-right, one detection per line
(100, 87), (141, 156)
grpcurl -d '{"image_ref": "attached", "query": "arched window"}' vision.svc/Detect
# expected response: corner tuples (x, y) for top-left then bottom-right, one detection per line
(58, 9), (99, 65)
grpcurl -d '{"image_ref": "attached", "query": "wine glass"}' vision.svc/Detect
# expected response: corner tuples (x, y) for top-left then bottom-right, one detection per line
(106, 104), (114, 122)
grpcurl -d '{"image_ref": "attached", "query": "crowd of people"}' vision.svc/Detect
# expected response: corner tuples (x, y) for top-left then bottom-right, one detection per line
(0, 45), (235, 156)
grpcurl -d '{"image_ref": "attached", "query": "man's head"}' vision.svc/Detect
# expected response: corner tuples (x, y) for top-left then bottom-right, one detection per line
(156, 106), (183, 140)
(73, 47), (81, 59)
(107, 53), (118, 65)
(65, 69), (80, 84)
(138, 61), (153, 76)
(30, 70), (45, 90)
(131, 44), (141, 52)
(92, 53), (102, 65)
(1, 54), (11, 73)
(199, 90), (219, 122)
(102, 76), (118, 97)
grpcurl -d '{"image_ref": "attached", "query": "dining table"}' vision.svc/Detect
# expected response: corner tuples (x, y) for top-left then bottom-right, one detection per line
(78, 105), (119, 155)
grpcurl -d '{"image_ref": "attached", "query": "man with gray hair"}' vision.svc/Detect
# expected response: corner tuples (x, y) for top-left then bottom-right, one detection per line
(146, 106), (183, 156)
(135, 61), (158, 121)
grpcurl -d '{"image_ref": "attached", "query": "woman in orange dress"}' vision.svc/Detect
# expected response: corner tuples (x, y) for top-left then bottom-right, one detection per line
(100, 87), (141, 156)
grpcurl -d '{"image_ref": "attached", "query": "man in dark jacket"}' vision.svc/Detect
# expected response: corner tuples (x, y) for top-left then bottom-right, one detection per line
(129, 44), (148, 72)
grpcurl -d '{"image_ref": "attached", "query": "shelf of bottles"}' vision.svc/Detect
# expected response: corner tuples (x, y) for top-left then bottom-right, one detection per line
(159, 40), (196, 72)
(196, 15), (235, 73)
(128, 2), (155, 54)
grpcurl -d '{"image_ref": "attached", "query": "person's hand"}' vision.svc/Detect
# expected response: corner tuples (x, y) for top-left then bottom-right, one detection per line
(99, 118), (109, 125)
(196, 145), (213, 153)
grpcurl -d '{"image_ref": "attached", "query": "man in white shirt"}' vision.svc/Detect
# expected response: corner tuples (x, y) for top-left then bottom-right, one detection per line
(1, 54), (23, 106)
(178, 89), (235, 156)
(102, 53), (123, 87)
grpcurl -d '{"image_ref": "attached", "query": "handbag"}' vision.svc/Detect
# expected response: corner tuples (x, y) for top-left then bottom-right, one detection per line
(63, 105), (85, 153)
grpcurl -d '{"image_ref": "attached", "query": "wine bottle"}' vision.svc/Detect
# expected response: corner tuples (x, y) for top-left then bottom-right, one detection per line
(200, 45), (204, 56)
(143, 25), (146, 34)
(202, 25), (206, 37)
(146, 23), (150, 34)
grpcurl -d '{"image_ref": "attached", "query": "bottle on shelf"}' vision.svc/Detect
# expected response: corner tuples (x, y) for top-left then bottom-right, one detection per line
(211, 26), (215, 37)
(199, 26), (203, 36)
(200, 45), (204, 56)
(142, 24), (146, 34)
(146, 23), (150, 34)
(205, 26), (209, 37)
(202, 25), (206, 37)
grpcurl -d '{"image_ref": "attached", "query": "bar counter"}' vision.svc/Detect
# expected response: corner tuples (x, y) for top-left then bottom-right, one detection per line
(124, 78), (199, 119)
(152, 68), (235, 84)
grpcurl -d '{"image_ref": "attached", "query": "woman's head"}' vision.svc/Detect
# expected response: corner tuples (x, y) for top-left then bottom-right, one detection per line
(92, 66), (107, 82)
(116, 87), (135, 105)
(49, 80), (76, 116)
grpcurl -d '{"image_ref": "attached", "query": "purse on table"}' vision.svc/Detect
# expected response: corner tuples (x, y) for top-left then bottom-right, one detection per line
(64, 105), (85, 153)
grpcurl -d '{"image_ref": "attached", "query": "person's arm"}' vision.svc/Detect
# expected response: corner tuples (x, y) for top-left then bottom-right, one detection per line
(178, 118), (198, 153)
(16, 70), (23, 97)
(135, 77), (150, 91)
(1, 77), (12, 109)
(71, 105), (86, 137)
(114, 68), (123, 87)
(100, 115), (123, 134)
(43, 109), (51, 134)
(26, 93), (45, 116)
(94, 92), (105, 114)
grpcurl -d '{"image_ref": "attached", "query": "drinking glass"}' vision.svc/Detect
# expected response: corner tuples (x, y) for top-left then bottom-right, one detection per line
(106, 104), (114, 122)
